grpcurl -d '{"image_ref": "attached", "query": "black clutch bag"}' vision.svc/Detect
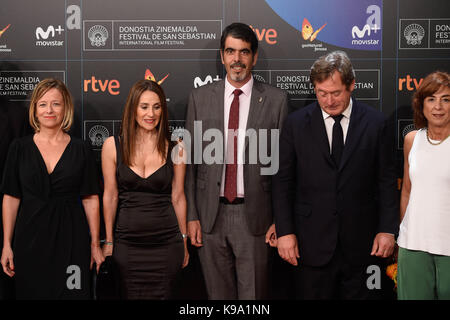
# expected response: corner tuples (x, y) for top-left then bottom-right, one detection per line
(91, 256), (121, 300)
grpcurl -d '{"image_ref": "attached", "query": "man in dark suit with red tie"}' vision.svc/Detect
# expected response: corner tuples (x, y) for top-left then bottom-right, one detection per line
(273, 51), (399, 299)
(185, 23), (288, 299)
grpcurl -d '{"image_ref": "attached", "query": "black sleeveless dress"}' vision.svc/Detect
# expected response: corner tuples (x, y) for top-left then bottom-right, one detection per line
(112, 136), (184, 299)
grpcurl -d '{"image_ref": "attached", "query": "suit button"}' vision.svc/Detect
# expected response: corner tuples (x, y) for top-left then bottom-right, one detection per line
(217, 182), (220, 186)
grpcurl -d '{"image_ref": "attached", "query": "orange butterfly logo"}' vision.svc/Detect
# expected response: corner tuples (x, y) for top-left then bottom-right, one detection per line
(301, 18), (326, 42)
(0, 24), (11, 38)
(144, 68), (169, 85)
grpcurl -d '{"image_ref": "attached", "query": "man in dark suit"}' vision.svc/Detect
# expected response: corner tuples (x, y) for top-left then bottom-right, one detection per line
(185, 22), (288, 299)
(273, 51), (399, 299)
(0, 100), (30, 299)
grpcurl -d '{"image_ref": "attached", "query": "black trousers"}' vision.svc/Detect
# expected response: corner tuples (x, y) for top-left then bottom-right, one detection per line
(293, 243), (383, 300)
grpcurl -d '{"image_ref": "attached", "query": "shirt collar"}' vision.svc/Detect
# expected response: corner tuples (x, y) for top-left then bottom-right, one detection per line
(321, 98), (353, 120)
(225, 75), (253, 98)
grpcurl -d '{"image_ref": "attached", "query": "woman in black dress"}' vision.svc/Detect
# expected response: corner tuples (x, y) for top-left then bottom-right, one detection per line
(0, 78), (104, 299)
(101, 80), (189, 299)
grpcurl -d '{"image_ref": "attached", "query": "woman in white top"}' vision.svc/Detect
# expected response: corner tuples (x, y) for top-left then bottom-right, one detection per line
(397, 71), (450, 300)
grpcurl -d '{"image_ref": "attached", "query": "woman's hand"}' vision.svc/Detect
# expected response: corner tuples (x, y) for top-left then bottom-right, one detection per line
(90, 244), (105, 274)
(182, 239), (190, 268)
(102, 242), (113, 257)
(1, 246), (15, 277)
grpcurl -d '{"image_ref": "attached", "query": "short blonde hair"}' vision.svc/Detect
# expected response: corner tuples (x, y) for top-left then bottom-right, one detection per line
(29, 78), (74, 132)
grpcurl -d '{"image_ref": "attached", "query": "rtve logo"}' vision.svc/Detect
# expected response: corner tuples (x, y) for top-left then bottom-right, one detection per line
(398, 75), (423, 91)
(84, 76), (120, 95)
(249, 25), (277, 45)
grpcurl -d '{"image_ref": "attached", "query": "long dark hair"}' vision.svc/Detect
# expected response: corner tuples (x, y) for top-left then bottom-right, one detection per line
(119, 80), (170, 166)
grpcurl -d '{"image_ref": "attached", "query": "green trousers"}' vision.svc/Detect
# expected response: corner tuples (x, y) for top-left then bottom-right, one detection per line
(398, 247), (450, 300)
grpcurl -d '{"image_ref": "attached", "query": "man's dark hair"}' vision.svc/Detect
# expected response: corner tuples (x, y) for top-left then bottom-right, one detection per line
(220, 22), (258, 55)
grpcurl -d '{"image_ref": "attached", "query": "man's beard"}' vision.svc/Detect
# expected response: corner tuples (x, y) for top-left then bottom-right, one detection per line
(229, 62), (248, 82)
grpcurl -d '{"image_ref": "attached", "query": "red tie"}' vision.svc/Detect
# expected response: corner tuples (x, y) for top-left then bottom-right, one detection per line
(224, 89), (243, 203)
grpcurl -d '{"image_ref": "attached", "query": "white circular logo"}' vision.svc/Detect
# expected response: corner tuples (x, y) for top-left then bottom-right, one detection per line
(404, 24), (425, 46)
(88, 25), (108, 47)
(402, 123), (416, 138)
(89, 125), (109, 147)
(253, 74), (266, 83)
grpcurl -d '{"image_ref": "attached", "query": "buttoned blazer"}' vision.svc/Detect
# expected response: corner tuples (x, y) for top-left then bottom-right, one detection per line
(273, 100), (399, 266)
(185, 79), (288, 235)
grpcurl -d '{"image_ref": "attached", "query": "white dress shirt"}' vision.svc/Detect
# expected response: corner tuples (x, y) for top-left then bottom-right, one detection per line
(220, 76), (253, 198)
(321, 99), (353, 152)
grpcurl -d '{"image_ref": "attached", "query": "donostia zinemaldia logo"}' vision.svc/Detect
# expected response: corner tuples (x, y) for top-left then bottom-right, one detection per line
(89, 125), (109, 147)
(404, 24), (425, 45)
(88, 25), (108, 47)
(402, 123), (416, 138)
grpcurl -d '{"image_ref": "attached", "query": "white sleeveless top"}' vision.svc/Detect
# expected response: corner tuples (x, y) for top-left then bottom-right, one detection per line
(397, 129), (450, 256)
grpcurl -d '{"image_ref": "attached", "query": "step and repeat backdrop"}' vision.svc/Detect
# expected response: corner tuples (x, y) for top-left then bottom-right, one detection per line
(1, 0), (450, 174)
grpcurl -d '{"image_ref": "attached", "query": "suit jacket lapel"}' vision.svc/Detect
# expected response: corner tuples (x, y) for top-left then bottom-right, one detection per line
(213, 80), (225, 135)
(244, 81), (265, 149)
(242, 81), (266, 190)
(213, 81), (225, 180)
(339, 99), (367, 171)
(310, 103), (334, 167)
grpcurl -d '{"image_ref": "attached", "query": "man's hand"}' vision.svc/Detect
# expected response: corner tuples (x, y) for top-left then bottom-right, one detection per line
(371, 233), (395, 258)
(188, 220), (203, 247)
(265, 224), (277, 247)
(277, 234), (300, 266)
